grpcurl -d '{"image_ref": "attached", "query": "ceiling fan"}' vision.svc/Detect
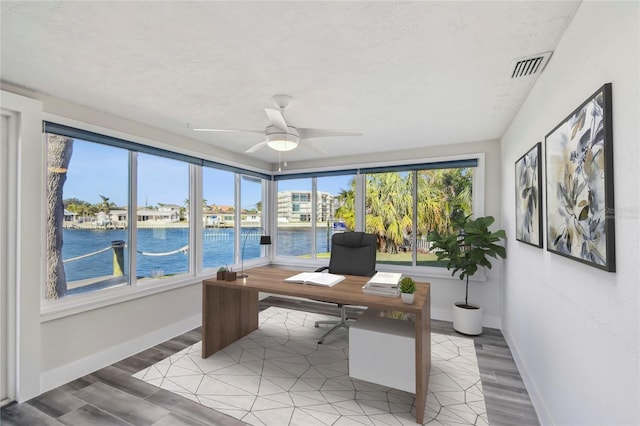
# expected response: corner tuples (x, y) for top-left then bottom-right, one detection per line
(193, 95), (362, 154)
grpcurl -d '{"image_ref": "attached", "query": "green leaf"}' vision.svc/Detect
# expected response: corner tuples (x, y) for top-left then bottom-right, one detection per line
(578, 205), (589, 221)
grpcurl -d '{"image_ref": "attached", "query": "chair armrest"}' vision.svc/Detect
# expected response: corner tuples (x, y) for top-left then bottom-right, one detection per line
(315, 266), (329, 273)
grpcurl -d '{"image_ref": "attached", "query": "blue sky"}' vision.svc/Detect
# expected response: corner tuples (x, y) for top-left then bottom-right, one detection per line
(64, 140), (351, 209)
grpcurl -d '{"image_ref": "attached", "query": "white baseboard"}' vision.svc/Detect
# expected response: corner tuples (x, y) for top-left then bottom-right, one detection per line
(40, 313), (201, 394)
(431, 306), (501, 330)
(502, 327), (552, 425)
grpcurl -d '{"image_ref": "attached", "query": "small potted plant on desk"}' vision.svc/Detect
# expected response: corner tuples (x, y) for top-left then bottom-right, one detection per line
(217, 265), (228, 281)
(429, 215), (506, 335)
(399, 276), (416, 304)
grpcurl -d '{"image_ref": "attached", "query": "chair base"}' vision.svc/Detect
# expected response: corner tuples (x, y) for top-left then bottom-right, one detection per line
(314, 305), (354, 344)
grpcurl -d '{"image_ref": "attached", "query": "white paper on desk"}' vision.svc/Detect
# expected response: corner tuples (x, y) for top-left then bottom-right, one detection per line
(284, 272), (345, 287)
(366, 272), (402, 287)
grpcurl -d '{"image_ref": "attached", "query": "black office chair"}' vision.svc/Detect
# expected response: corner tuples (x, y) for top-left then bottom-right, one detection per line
(314, 231), (377, 344)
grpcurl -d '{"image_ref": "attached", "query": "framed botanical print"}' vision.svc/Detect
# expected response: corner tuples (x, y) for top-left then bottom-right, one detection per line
(545, 83), (615, 271)
(515, 142), (542, 247)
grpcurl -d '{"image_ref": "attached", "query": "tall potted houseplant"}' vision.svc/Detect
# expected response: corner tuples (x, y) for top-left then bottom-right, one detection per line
(428, 215), (506, 335)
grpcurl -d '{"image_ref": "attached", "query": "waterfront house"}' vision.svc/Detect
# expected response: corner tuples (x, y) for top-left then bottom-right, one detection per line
(63, 209), (76, 223)
(108, 209), (128, 223)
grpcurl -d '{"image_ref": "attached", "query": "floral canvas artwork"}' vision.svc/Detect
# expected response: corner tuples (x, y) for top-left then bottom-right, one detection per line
(545, 83), (615, 271)
(515, 143), (542, 247)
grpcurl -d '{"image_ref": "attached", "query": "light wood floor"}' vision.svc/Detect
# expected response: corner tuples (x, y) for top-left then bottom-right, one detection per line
(1, 296), (539, 425)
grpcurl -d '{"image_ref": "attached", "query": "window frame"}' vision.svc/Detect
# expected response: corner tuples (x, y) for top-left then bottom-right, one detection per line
(135, 150), (192, 283)
(40, 119), (270, 321)
(271, 155), (485, 280)
(41, 115), (485, 319)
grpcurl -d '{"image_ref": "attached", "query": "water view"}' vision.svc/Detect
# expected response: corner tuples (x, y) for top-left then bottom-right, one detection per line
(62, 227), (334, 282)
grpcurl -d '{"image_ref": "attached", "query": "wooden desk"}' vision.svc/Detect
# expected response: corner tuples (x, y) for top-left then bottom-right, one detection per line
(202, 266), (431, 424)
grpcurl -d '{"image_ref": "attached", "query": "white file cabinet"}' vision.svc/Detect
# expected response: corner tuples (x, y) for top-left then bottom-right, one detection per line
(348, 308), (415, 393)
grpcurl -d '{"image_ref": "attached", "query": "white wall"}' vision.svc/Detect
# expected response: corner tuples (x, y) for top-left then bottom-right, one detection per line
(500, 2), (639, 425)
(40, 285), (202, 391)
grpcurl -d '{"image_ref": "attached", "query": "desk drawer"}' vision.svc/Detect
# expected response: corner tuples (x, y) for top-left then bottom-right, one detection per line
(348, 309), (415, 393)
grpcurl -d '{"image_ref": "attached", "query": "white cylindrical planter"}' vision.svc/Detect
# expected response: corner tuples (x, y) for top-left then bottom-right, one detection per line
(452, 302), (483, 335)
(401, 293), (415, 304)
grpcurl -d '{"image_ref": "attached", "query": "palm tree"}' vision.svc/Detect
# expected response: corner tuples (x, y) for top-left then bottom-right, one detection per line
(334, 178), (356, 230)
(331, 170), (472, 255)
(417, 168), (472, 235)
(365, 172), (413, 253)
(46, 134), (73, 299)
(65, 201), (82, 216)
(84, 203), (98, 218)
(98, 194), (114, 213)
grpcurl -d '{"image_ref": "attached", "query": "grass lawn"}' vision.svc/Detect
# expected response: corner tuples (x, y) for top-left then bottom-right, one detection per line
(304, 251), (448, 267)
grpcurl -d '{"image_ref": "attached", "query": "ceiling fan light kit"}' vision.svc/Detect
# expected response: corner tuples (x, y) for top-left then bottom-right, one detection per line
(266, 132), (299, 151)
(194, 94), (362, 154)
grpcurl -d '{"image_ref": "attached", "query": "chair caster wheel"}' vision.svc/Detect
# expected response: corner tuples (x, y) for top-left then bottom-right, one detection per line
(315, 324), (319, 328)
(317, 341), (323, 344)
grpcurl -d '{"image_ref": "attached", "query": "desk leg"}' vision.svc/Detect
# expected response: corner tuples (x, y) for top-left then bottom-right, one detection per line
(202, 284), (259, 359)
(414, 297), (431, 424)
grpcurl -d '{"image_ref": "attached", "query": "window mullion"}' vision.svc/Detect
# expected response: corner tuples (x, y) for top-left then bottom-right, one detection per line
(191, 164), (202, 276)
(234, 174), (241, 266)
(412, 171), (418, 267)
(263, 178), (273, 259)
(129, 151), (138, 287)
(354, 173), (365, 232)
(311, 177), (317, 259)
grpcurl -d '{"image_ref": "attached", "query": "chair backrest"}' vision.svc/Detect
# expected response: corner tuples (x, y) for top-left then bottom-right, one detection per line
(328, 232), (377, 277)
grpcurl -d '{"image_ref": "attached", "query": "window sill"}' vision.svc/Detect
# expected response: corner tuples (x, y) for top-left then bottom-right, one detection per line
(39, 258), (485, 323)
(270, 256), (486, 282)
(40, 259), (272, 323)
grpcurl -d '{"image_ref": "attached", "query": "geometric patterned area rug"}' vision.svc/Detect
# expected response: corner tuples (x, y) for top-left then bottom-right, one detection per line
(133, 307), (488, 425)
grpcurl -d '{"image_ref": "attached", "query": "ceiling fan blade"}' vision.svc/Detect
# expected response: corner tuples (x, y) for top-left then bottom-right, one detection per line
(298, 128), (363, 139)
(193, 128), (264, 135)
(264, 108), (288, 132)
(301, 140), (328, 154)
(245, 140), (269, 153)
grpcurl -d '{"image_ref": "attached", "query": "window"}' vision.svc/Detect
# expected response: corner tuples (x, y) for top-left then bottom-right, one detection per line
(44, 122), (271, 303)
(364, 166), (474, 267)
(45, 119), (477, 303)
(316, 174), (355, 256)
(365, 171), (413, 266)
(136, 153), (189, 281)
(416, 167), (473, 266)
(46, 136), (129, 299)
(202, 167), (235, 270)
(273, 162), (476, 269)
(274, 173), (357, 260)
(240, 175), (264, 264)
(277, 179), (313, 257)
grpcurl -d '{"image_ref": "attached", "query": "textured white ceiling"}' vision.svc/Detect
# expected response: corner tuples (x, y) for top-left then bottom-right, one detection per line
(1, 1), (580, 166)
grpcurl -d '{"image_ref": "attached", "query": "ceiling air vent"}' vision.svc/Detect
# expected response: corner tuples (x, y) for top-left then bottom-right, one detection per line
(510, 51), (553, 78)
